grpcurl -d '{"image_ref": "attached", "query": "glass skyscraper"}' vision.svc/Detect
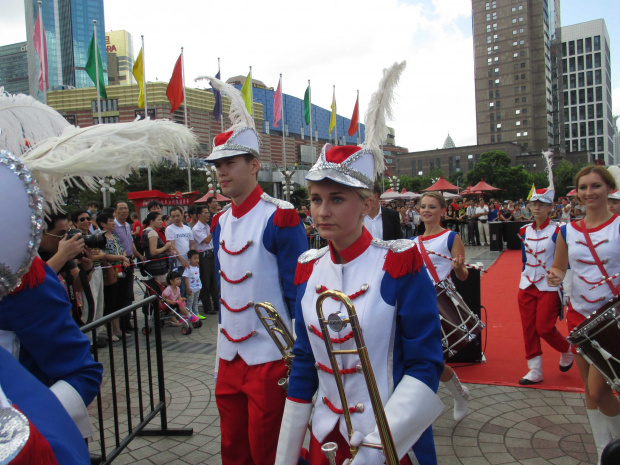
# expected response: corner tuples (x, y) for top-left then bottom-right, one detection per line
(25, 0), (107, 100)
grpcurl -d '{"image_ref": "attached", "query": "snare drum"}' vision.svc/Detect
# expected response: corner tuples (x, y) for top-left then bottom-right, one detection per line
(436, 278), (485, 358)
(566, 296), (620, 391)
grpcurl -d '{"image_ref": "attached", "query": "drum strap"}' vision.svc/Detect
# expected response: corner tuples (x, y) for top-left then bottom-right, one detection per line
(581, 220), (619, 297)
(417, 238), (441, 284)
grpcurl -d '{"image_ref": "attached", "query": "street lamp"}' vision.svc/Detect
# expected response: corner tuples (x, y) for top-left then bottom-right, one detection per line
(388, 175), (400, 192)
(100, 177), (116, 207)
(281, 170), (295, 202)
(207, 165), (221, 196)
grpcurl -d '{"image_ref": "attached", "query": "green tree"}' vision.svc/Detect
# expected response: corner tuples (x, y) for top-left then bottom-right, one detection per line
(553, 160), (584, 197)
(465, 151), (530, 200)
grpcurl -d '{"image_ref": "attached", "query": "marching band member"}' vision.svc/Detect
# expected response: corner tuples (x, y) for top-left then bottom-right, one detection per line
(517, 152), (573, 386)
(548, 165), (620, 461)
(276, 62), (444, 465)
(204, 77), (308, 464)
(411, 191), (470, 422)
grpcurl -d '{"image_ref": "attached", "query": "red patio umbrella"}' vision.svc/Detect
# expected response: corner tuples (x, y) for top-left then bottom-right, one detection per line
(460, 185), (482, 196)
(471, 178), (501, 192)
(422, 175), (459, 192)
(566, 188), (577, 196)
(195, 190), (231, 203)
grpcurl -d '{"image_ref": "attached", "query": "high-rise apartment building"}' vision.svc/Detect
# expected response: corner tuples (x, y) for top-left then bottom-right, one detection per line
(472, 0), (560, 154)
(105, 30), (134, 86)
(24, 0), (107, 100)
(0, 42), (29, 95)
(560, 19), (614, 164)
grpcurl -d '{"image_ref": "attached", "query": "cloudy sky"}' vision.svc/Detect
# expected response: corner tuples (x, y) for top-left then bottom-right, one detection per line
(1, 0), (618, 152)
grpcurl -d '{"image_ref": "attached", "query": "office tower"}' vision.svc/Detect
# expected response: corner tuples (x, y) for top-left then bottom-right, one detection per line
(24, 0), (107, 100)
(0, 42), (29, 94)
(472, 0), (560, 154)
(106, 30), (134, 86)
(561, 19), (614, 164)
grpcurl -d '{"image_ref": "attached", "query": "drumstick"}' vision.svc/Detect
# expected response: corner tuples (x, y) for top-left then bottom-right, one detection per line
(588, 272), (620, 291)
(517, 234), (564, 293)
(426, 250), (487, 273)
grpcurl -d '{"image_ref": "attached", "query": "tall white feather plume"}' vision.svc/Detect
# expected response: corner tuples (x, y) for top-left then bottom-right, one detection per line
(196, 76), (255, 132)
(0, 89), (70, 155)
(608, 165), (620, 190)
(362, 61), (406, 177)
(542, 150), (554, 190)
(22, 119), (198, 211)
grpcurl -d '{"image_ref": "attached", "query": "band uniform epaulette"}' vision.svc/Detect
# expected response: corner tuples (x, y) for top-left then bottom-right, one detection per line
(260, 193), (300, 228)
(211, 203), (231, 231)
(9, 256), (46, 295)
(372, 239), (423, 279)
(294, 247), (329, 285)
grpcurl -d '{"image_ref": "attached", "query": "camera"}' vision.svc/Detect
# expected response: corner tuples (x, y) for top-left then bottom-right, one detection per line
(66, 229), (108, 250)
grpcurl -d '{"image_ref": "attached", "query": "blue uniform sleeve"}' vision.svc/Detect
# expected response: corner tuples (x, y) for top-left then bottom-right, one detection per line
(380, 267), (443, 392)
(0, 265), (103, 405)
(447, 231), (457, 252)
(287, 281), (319, 402)
(263, 213), (308, 319)
(0, 347), (90, 465)
(560, 224), (567, 242)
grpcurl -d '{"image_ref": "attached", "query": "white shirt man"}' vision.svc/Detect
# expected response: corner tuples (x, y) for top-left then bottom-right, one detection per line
(165, 206), (194, 270)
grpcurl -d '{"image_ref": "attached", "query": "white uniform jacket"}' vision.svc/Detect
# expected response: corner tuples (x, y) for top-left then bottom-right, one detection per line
(212, 185), (307, 366)
(519, 218), (559, 292)
(563, 215), (620, 317)
(288, 228), (443, 464)
(412, 230), (457, 284)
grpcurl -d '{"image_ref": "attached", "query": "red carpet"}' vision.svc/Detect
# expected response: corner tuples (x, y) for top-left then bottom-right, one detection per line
(451, 250), (584, 392)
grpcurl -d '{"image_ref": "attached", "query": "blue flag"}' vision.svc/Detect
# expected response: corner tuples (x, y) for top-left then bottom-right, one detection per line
(212, 70), (222, 122)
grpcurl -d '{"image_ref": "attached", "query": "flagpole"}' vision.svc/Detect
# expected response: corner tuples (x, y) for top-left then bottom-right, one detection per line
(141, 35), (152, 190)
(249, 66), (254, 118)
(333, 85), (337, 146)
(357, 89), (360, 145)
(181, 46), (191, 191)
(218, 57), (223, 133)
(37, 1), (47, 104)
(93, 20), (102, 124)
(308, 79), (314, 163)
(281, 74), (286, 173)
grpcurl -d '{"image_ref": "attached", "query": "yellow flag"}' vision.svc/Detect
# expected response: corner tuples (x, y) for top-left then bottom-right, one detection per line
(526, 183), (536, 200)
(132, 48), (145, 108)
(241, 71), (252, 115)
(329, 88), (336, 134)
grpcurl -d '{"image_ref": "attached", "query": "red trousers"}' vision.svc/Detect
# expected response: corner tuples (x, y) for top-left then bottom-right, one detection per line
(215, 355), (287, 465)
(517, 285), (569, 359)
(307, 427), (412, 465)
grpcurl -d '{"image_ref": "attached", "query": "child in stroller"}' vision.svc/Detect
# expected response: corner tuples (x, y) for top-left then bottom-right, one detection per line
(162, 271), (200, 326)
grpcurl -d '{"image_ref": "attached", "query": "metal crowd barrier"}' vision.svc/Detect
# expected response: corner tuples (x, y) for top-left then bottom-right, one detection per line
(81, 295), (192, 464)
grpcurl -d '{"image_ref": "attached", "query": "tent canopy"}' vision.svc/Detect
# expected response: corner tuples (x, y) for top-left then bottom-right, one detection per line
(471, 178), (501, 192)
(422, 175), (459, 192)
(195, 191), (231, 203)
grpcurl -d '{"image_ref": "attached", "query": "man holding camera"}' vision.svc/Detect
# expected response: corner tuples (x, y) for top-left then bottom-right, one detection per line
(113, 201), (146, 329)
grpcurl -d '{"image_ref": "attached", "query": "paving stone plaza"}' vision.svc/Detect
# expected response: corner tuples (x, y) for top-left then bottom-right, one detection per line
(89, 247), (597, 465)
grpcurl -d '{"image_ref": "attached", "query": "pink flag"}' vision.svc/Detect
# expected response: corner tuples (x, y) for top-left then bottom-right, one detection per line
(273, 76), (282, 128)
(33, 12), (48, 91)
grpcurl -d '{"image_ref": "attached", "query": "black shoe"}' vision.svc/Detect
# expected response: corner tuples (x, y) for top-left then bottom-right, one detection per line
(518, 378), (543, 386)
(206, 309), (218, 315)
(559, 361), (574, 372)
(95, 337), (107, 349)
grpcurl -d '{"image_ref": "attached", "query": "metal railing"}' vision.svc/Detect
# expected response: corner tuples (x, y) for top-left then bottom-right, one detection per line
(81, 295), (192, 464)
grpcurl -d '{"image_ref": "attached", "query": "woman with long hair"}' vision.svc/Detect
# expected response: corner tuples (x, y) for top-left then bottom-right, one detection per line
(411, 192), (471, 422)
(276, 62), (444, 465)
(548, 165), (620, 461)
(141, 211), (173, 283)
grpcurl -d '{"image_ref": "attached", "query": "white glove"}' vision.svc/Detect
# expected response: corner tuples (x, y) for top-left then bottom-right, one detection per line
(356, 375), (444, 460)
(275, 398), (313, 465)
(348, 446), (384, 465)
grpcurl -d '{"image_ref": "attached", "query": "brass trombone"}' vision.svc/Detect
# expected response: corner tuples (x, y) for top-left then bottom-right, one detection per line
(254, 302), (295, 391)
(316, 290), (399, 465)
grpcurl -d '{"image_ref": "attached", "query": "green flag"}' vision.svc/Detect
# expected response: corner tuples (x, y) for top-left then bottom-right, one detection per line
(240, 71), (252, 115)
(85, 33), (107, 100)
(304, 85), (311, 125)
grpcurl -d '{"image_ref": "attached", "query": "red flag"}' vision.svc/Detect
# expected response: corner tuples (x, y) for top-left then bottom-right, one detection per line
(33, 12), (48, 91)
(348, 94), (359, 137)
(166, 54), (184, 113)
(273, 76), (282, 128)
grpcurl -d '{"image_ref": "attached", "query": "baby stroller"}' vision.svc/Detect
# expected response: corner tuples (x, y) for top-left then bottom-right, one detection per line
(134, 271), (202, 336)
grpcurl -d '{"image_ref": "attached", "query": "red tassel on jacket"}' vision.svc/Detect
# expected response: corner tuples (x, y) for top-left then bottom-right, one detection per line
(10, 257), (46, 295)
(273, 207), (300, 228)
(382, 245), (423, 279)
(294, 259), (316, 285)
